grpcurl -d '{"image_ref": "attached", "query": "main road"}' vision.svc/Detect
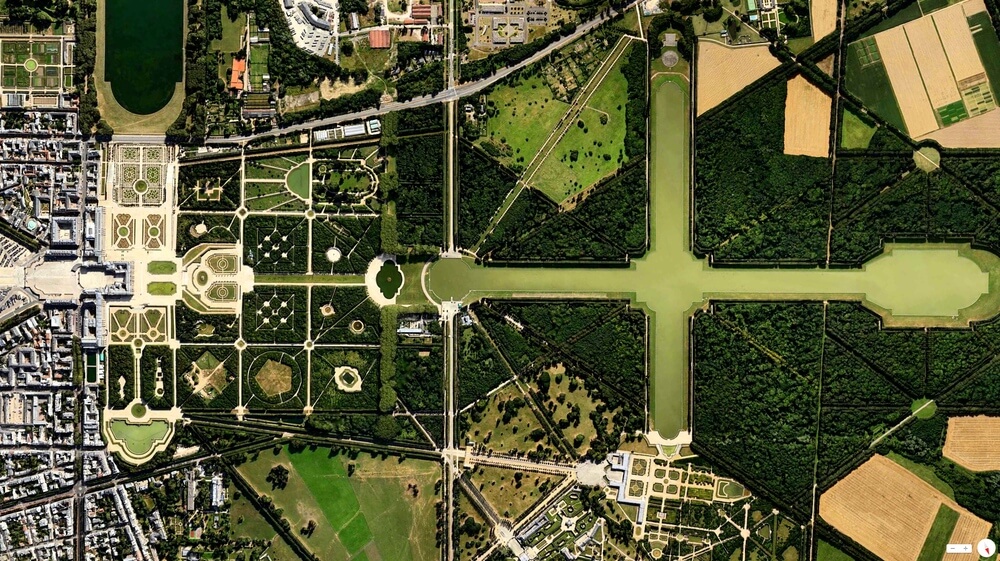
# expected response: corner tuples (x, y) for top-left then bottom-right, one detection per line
(199, 4), (636, 146)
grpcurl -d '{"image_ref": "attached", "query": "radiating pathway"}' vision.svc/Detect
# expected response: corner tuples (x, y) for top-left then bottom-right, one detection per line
(426, 75), (1000, 441)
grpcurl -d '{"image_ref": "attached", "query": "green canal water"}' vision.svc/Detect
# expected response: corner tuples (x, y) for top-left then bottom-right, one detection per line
(426, 75), (1000, 440)
(105, 0), (184, 114)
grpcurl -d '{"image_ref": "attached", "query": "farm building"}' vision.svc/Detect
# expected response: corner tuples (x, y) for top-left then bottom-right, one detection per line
(369, 29), (391, 48)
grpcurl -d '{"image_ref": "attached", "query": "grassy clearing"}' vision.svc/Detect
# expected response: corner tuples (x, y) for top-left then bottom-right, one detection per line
(911, 397), (937, 418)
(969, 12), (1000, 97)
(841, 109), (877, 149)
(885, 452), (954, 499)
(213, 6), (244, 53)
(477, 74), (570, 171)
(917, 504), (959, 561)
(239, 446), (440, 561)
(468, 465), (563, 520)
(465, 384), (554, 456)
(817, 541), (854, 561)
(530, 45), (631, 202)
(397, 262), (433, 307)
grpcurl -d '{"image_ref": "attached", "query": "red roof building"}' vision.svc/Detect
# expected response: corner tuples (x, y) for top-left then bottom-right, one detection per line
(369, 29), (391, 49)
(411, 4), (433, 21)
(230, 57), (247, 90)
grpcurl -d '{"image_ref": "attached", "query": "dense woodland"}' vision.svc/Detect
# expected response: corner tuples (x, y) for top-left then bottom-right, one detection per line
(456, 144), (518, 250)
(694, 75), (831, 263)
(388, 134), (445, 249)
(693, 300), (1000, 520)
(177, 161), (242, 211)
(480, 162), (647, 262)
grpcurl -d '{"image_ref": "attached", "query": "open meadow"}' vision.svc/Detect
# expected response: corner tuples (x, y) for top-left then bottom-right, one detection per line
(238, 446), (441, 561)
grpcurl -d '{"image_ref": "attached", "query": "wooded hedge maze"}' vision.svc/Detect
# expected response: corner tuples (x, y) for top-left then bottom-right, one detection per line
(691, 300), (1000, 522)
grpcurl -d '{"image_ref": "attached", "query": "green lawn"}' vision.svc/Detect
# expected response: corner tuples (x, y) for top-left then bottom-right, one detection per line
(841, 108), (877, 149)
(147, 261), (177, 275)
(531, 43), (632, 202)
(917, 504), (960, 561)
(911, 398), (937, 418)
(287, 162), (311, 199)
(817, 541), (854, 561)
(238, 446), (441, 561)
(886, 452), (954, 499)
(844, 41), (907, 133)
(477, 74), (569, 171)
(212, 6), (245, 53)
(147, 282), (177, 296)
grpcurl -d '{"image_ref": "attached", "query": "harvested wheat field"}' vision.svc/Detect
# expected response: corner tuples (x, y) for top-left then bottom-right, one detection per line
(696, 41), (780, 115)
(875, 26), (939, 137)
(784, 75), (832, 157)
(918, 109), (1000, 147)
(903, 17), (961, 108)
(963, 0), (988, 16)
(820, 455), (989, 561)
(934, 4), (986, 85)
(942, 415), (1000, 470)
(947, 511), (993, 561)
(811, 0), (838, 40)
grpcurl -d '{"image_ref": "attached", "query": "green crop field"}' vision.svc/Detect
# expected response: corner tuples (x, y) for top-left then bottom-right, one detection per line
(250, 44), (269, 91)
(969, 13), (1000, 97)
(477, 74), (570, 171)
(841, 108), (877, 149)
(936, 100), (968, 126)
(845, 42), (907, 133)
(916, 504), (960, 561)
(531, 46), (632, 202)
(238, 446), (440, 561)
(917, 0), (950, 15)
(104, 0), (184, 114)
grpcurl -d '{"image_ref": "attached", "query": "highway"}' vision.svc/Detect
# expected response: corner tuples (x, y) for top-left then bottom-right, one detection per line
(193, 4), (634, 147)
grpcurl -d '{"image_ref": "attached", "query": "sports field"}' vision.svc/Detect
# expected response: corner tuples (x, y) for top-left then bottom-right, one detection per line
(104, 0), (184, 114)
(238, 446), (440, 561)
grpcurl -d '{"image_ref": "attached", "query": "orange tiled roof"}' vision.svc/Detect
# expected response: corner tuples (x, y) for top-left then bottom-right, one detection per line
(369, 29), (391, 48)
(230, 57), (247, 90)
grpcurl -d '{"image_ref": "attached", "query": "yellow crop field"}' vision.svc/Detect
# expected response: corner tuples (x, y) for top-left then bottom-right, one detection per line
(934, 4), (986, 86)
(696, 41), (780, 116)
(820, 455), (989, 561)
(811, 0), (838, 40)
(942, 415), (1000, 470)
(963, 0), (988, 16)
(903, 17), (961, 107)
(874, 26), (939, 137)
(918, 108), (1000, 147)
(784, 75), (832, 157)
